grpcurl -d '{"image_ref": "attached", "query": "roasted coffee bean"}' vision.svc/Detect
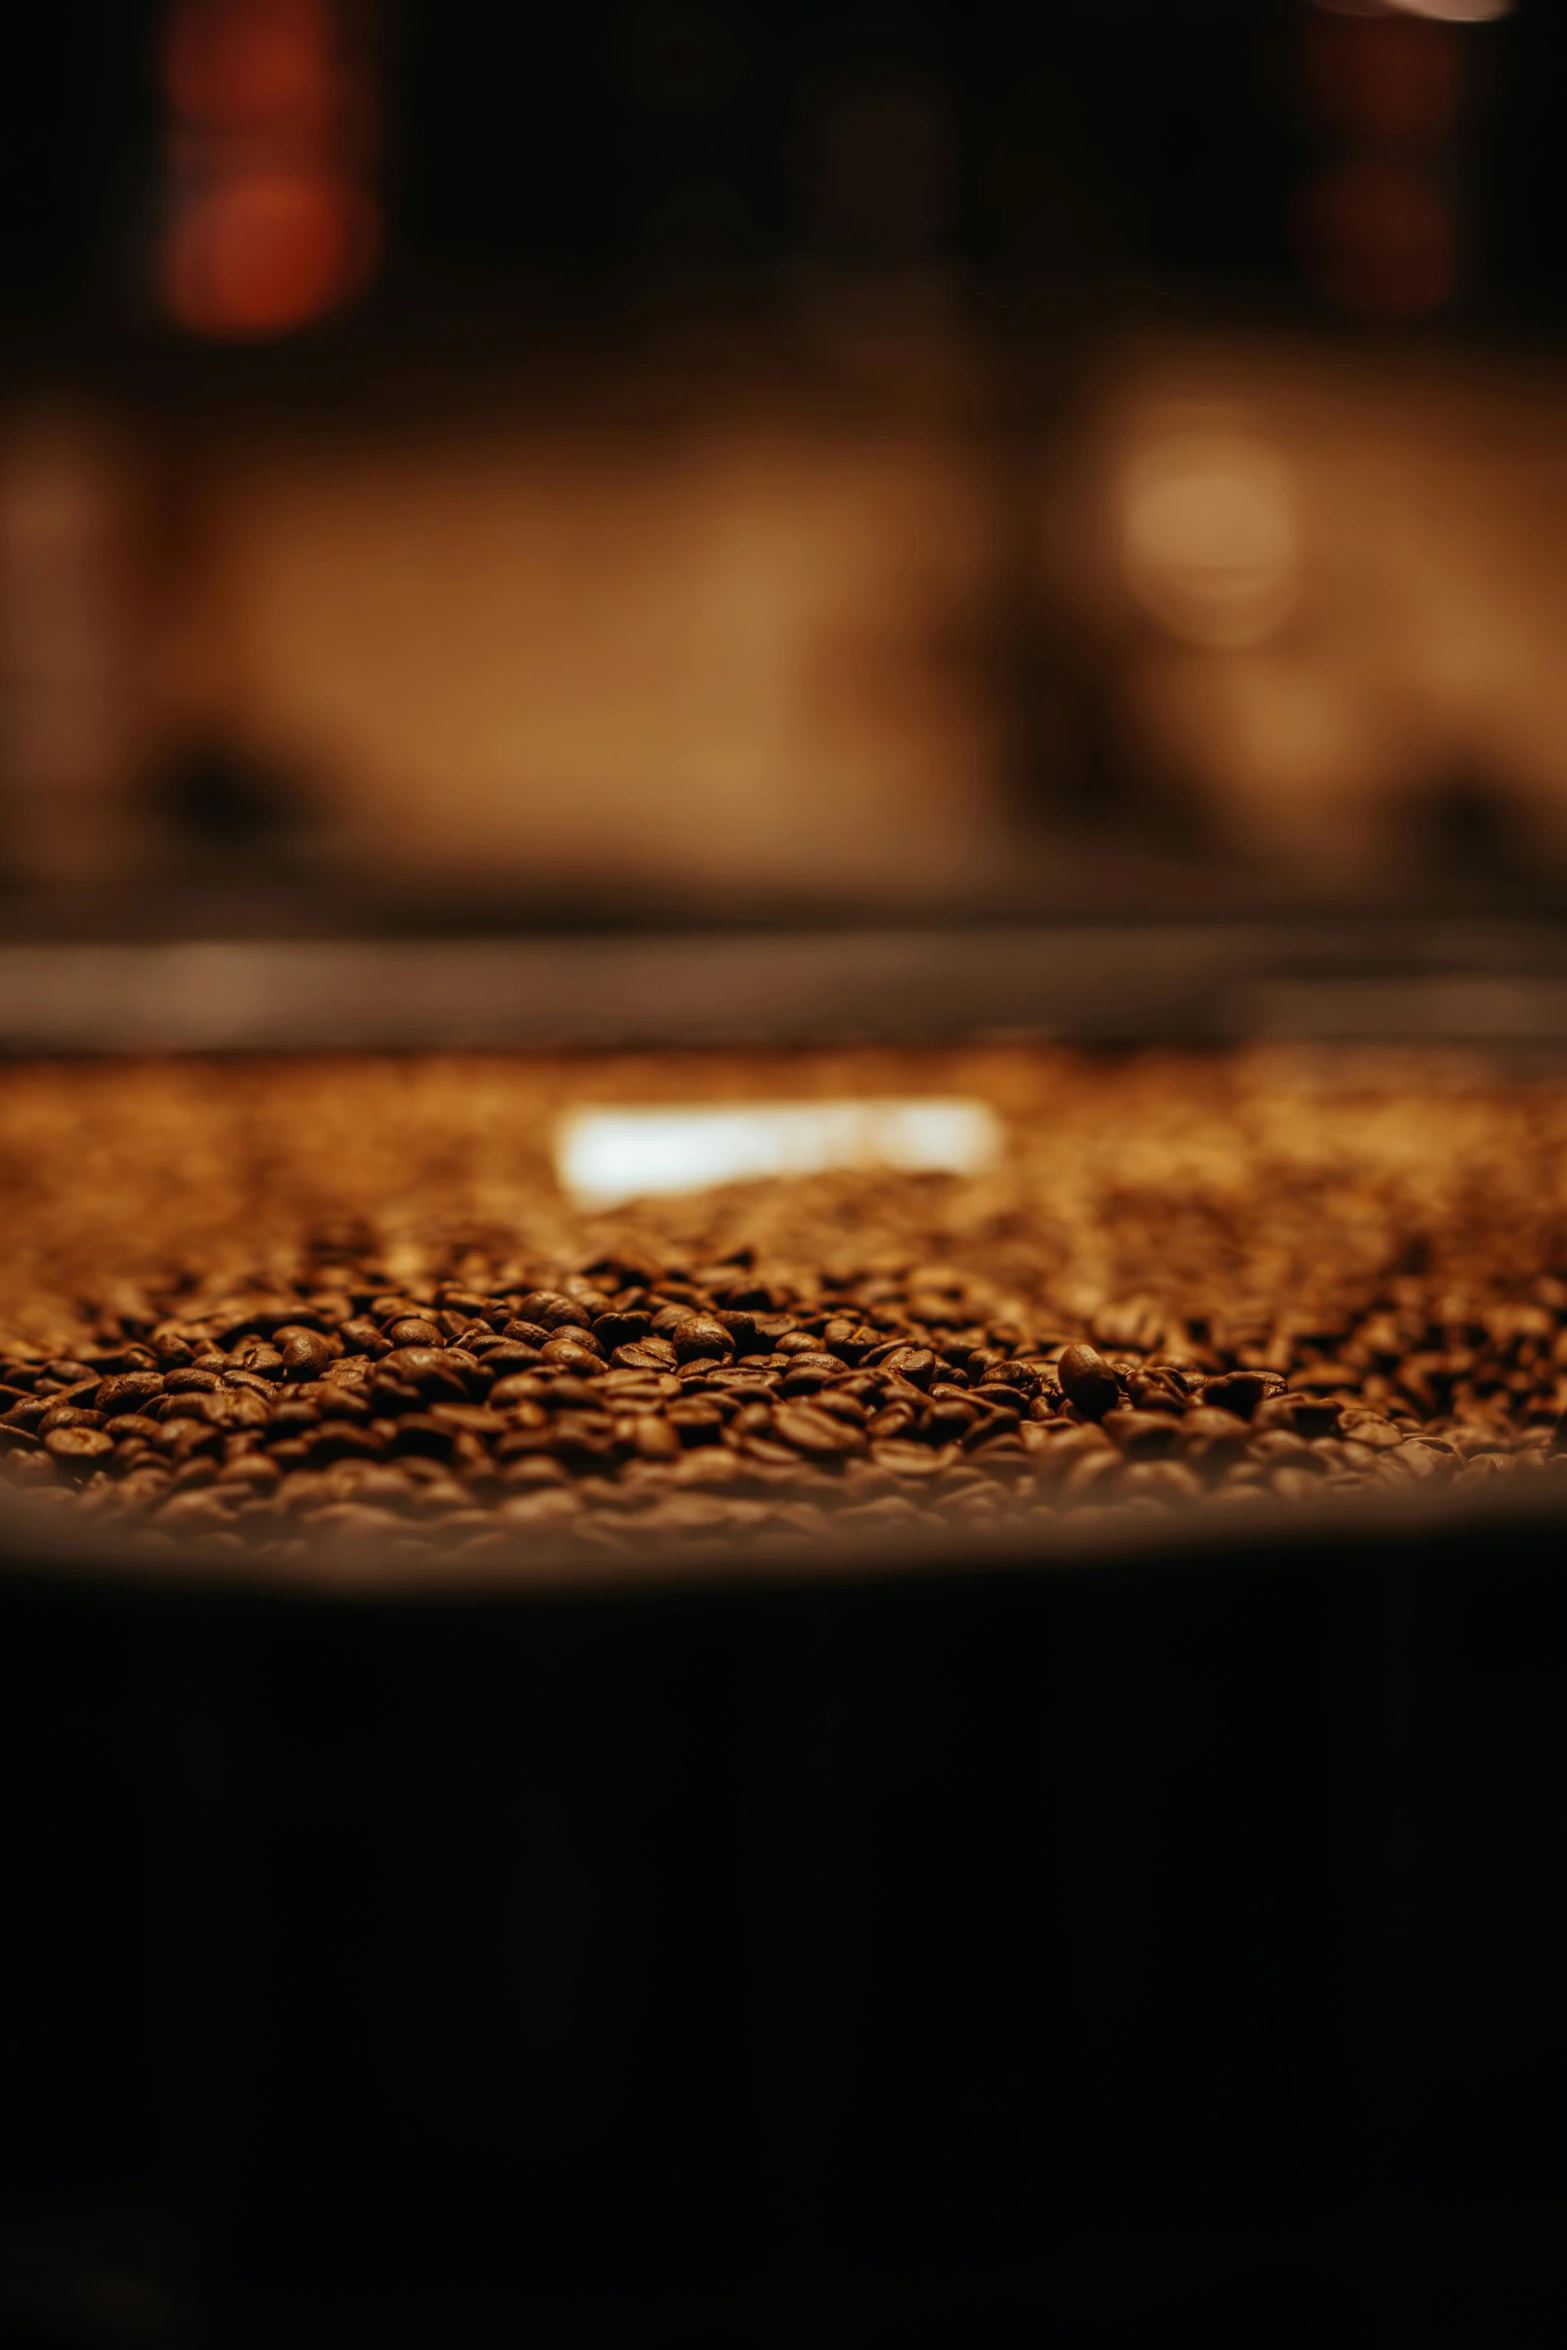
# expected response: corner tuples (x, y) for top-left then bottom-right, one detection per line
(104, 1412), (167, 1447)
(95, 1371), (165, 1417)
(773, 1403), (867, 1458)
(669, 1316), (733, 1363)
(477, 1343), (542, 1378)
(387, 1316), (445, 1348)
(1056, 1345), (1121, 1421)
(870, 1438), (956, 1479)
(612, 1338), (679, 1373)
(496, 1320), (548, 1349)
(517, 1291), (594, 1332)
(963, 1410), (1022, 1450)
(1100, 1409), (1181, 1461)
(550, 1417), (620, 1470)
(1029, 1423), (1115, 1482)
(369, 1373), (424, 1416)
(304, 1424), (387, 1468)
(277, 1327), (333, 1381)
(539, 1376), (602, 1412)
(812, 1390), (869, 1426)
(1177, 1407), (1251, 1467)
(378, 1347), (469, 1402)
(1125, 1371), (1187, 1416)
(666, 1399), (726, 1445)
(44, 1426), (114, 1472)
(779, 1355), (847, 1394)
(1254, 1392), (1342, 1441)
(159, 1391), (230, 1426)
(1199, 1370), (1273, 1421)
(389, 1416), (458, 1460)
(973, 1382), (1030, 1416)
(819, 1317), (876, 1362)
(627, 1413), (680, 1461)
(540, 1332), (604, 1370)
(336, 1318), (392, 1358)
(867, 1399), (919, 1440)
(36, 1403), (105, 1435)
(308, 1384), (372, 1423)
(593, 1310), (652, 1350)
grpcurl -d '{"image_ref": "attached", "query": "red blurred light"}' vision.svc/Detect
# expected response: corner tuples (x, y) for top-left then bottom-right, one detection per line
(162, 170), (379, 338)
(164, 0), (337, 133)
(1304, 11), (1465, 143)
(1296, 155), (1455, 316)
(157, 0), (378, 340)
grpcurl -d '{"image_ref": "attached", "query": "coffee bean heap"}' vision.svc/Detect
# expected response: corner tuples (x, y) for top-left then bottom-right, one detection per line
(3, 1239), (1566, 1561)
(4, 1047), (1567, 1561)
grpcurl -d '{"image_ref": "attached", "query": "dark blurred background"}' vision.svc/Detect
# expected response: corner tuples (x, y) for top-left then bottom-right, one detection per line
(4, 0), (1567, 936)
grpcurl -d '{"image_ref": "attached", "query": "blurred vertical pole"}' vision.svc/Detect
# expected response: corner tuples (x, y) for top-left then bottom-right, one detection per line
(971, 10), (1127, 857)
(0, 415), (150, 894)
(155, 0), (382, 340)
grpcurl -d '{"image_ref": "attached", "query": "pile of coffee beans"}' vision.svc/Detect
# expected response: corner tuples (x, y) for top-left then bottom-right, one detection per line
(3, 1047), (1567, 1560)
(3, 1235), (1566, 1561)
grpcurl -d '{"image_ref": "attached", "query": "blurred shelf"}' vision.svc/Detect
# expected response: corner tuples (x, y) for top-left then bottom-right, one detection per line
(7, 920), (1567, 1054)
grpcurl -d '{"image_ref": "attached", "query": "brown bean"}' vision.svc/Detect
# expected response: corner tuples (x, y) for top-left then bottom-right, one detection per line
(96, 1371), (166, 1416)
(613, 1339), (679, 1372)
(772, 1403), (867, 1457)
(1056, 1345), (1121, 1421)
(779, 1355), (848, 1393)
(378, 1347), (470, 1402)
(516, 1291), (594, 1332)
(541, 1331), (604, 1368)
(277, 1327), (333, 1381)
(37, 1403), (105, 1434)
(869, 1439), (958, 1479)
(44, 1426), (114, 1471)
(593, 1310), (652, 1349)
(1099, 1409), (1181, 1460)
(1028, 1423), (1115, 1482)
(1199, 1370), (1275, 1421)
(387, 1316), (445, 1348)
(670, 1316), (734, 1363)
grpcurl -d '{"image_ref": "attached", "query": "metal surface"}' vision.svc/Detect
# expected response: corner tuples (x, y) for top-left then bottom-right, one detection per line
(6, 919), (1567, 1053)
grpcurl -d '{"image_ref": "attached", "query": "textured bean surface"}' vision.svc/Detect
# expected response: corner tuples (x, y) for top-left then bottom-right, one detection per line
(4, 1045), (1567, 1562)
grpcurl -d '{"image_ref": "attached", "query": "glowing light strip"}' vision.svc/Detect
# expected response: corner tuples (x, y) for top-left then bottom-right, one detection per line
(555, 1099), (1004, 1210)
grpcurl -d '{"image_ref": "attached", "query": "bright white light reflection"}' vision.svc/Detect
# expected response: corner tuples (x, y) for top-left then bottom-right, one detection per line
(1311, 1), (1512, 21)
(556, 1099), (1003, 1210)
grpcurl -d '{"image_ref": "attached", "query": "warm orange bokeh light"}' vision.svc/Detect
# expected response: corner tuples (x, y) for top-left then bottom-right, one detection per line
(158, 0), (377, 340)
